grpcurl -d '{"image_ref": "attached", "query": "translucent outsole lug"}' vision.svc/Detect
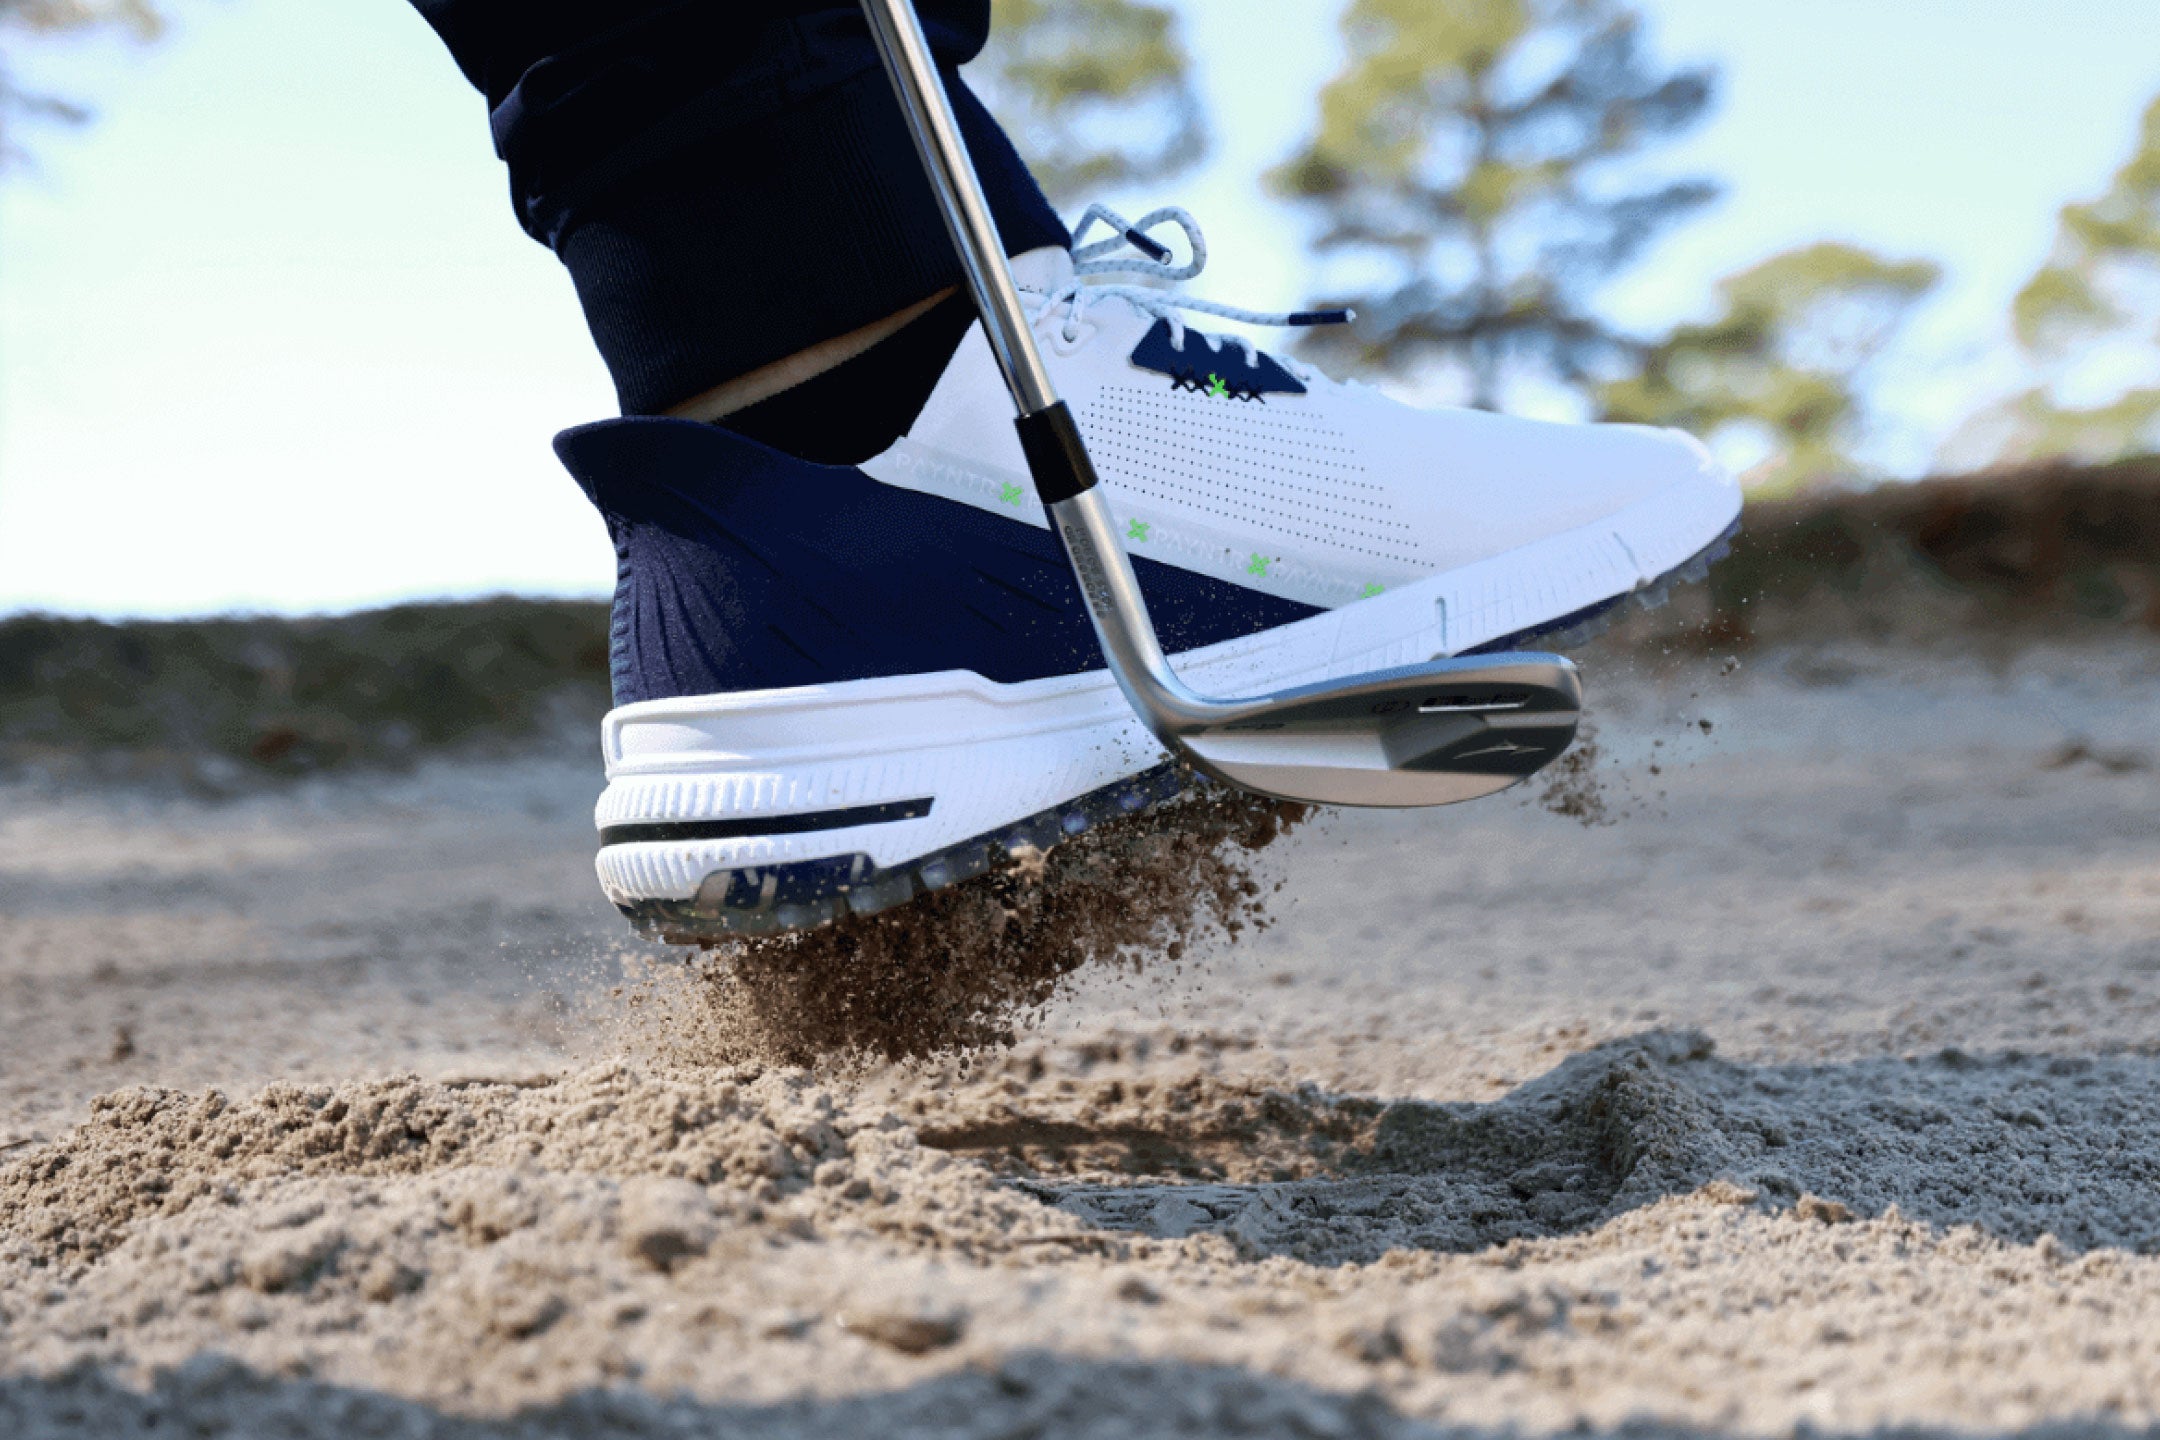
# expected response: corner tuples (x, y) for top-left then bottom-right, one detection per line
(624, 519), (1741, 944)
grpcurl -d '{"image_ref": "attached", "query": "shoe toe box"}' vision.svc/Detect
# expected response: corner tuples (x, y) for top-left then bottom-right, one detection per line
(1369, 403), (1737, 569)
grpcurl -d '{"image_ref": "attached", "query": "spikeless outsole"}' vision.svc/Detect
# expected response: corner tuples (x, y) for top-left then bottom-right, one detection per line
(621, 517), (1740, 944)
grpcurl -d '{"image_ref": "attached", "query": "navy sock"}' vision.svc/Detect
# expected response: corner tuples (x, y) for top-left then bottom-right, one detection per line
(718, 291), (978, 466)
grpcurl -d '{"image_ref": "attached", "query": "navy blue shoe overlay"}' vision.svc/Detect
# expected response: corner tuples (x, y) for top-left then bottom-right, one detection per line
(1125, 318), (1306, 401)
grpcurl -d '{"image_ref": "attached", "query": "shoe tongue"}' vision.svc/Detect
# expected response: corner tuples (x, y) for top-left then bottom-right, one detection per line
(1009, 246), (1076, 295)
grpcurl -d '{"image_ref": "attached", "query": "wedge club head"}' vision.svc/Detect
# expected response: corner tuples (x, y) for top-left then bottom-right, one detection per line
(1040, 480), (1584, 806)
(1164, 653), (1583, 808)
(865, 0), (1586, 807)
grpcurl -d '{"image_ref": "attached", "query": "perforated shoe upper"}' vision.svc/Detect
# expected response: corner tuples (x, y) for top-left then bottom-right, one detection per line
(864, 231), (1734, 609)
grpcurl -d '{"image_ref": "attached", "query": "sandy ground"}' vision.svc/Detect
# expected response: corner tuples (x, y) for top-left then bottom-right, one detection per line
(4, 639), (2160, 1437)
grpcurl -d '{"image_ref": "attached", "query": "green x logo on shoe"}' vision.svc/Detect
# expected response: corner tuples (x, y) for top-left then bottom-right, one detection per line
(1127, 519), (1151, 542)
(998, 482), (1024, 507)
(1207, 373), (1229, 400)
(1245, 553), (1270, 577)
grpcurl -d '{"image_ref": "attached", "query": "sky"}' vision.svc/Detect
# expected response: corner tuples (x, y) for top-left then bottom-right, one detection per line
(2, 0), (2157, 619)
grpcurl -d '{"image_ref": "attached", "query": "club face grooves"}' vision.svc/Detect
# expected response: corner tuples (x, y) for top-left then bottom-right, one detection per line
(1417, 693), (1531, 714)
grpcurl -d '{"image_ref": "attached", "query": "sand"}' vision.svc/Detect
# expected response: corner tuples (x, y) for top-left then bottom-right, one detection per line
(641, 785), (1311, 1067)
(5, 638), (2160, 1437)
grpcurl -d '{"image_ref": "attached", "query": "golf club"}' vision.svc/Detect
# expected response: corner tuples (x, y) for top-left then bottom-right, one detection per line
(862, 0), (1585, 807)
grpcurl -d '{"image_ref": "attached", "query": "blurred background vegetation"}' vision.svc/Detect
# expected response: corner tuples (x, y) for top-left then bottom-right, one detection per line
(1996, 96), (2160, 465)
(10, 0), (2159, 493)
(3, 0), (2158, 779)
(985, 0), (2160, 493)
(978, 0), (1207, 201)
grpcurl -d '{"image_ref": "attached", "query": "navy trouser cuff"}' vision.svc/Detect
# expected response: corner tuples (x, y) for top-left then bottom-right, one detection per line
(557, 64), (1069, 417)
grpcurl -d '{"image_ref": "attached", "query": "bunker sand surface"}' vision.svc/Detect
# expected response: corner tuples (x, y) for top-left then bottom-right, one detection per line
(6, 642), (2160, 1437)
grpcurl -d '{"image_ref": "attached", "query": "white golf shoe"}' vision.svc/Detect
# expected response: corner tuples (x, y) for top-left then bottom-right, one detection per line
(559, 206), (1739, 939)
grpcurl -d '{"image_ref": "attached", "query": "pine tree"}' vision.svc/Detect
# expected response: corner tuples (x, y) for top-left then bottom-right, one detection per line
(1598, 243), (1940, 493)
(1272, 0), (1715, 410)
(1995, 95), (2160, 462)
(978, 0), (1206, 206)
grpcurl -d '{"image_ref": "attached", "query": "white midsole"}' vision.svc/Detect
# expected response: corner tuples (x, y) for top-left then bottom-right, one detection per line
(593, 477), (1738, 904)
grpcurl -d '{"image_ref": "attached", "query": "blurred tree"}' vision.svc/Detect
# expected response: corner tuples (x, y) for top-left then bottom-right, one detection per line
(1993, 94), (2160, 463)
(977, 0), (1206, 205)
(1272, 0), (1716, 410)
(0, 0), (162, 168)
(1599, 243), (1940, 493)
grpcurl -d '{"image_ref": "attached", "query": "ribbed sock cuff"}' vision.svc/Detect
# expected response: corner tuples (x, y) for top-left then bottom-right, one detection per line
(558, 65), (1069, 418)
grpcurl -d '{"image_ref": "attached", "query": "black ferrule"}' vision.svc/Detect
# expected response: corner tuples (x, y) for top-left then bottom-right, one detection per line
(1013, 402), (1100, 505)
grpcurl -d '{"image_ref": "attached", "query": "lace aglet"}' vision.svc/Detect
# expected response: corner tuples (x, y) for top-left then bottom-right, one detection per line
(1286, 309), (1354, 328)
(1125, 228), (1173, 263)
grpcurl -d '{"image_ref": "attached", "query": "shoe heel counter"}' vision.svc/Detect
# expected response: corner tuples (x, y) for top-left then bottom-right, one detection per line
(560, 419), (785, 705)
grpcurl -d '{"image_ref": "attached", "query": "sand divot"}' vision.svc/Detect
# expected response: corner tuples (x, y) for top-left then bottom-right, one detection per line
(608, 784), (1312, 1069)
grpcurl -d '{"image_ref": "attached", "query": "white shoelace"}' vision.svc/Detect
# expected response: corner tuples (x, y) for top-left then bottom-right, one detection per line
(1025, 204), (1352, 376)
